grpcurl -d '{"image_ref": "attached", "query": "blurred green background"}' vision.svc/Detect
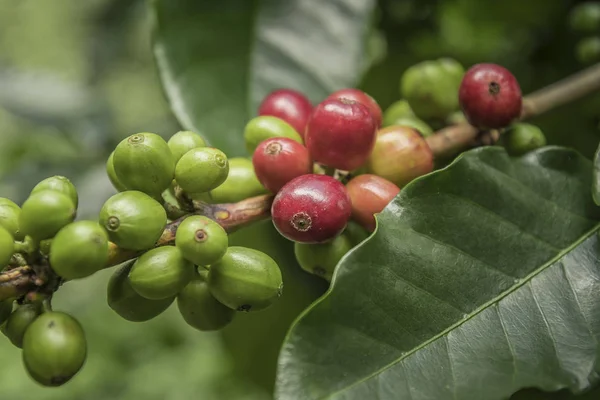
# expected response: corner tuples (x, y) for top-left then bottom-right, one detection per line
(0, 0), (598, 399)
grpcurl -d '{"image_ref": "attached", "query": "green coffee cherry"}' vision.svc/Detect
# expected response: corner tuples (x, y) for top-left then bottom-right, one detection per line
(388, 116), (433, 137)
(0, 299), (13, 326)
(244, 116), (303, 154)
(113, 132), (175, 196)
(503, 123), (547, 156)
(107, 261), (174, 322)
(129, 246), (194, 300)
(400, 58), (465, 120)
(0, 198), (22, 240)
(207, 246), (283, 312)
(576, 36), (600, 64)
(31, 176), (78, 209)
(19, 191), (76, 240)
(569, 2), (600, 33)
(22, 311), (87, 387)
(177, 277), (234, 331)
(4, 303), (42, 348)
(382, 100), (415, 127)
(344, 220), (370, 246)
(294, 233), (353, 281)
(0, 226), (14, 267)
(106, 151), (128, 192)
(50, 221), (109, 280)
(168, 130), (207, 163)
(207, 157), (267, 203)
(99, 191), (166, 251)
(175, 147), (229, 195)
(175, 215), (228, 266)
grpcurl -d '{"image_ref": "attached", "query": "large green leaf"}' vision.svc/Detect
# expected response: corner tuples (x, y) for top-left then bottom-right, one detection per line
(276, 146), (600, 400)
(152, 0), (376, 156)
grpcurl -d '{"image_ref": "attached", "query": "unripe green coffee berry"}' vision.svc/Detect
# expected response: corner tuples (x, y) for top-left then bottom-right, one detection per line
(106, 151), (127, 192)
(0, 299), (13, 326)
(177, 277), (234, 331)
(175, 147), (230, 195)
(113, 132), (175, 196)
(576, 36), (600, 65)
(569, 2), (600, 33)
(344, 220), (370, 246)
(175, 215), (228, 266)
(0, 226), (14, 267)
(206, 157), (267, 203)
(107, 261), (174, 322)
(0, 198), (22, 240)
(99, 191), (166, 251)
(31, 176), (78, 209)
(50, 221), (109, 280)
(129, 246), (194, 300)
(503, 123), (547, 156)
(168, 130), (207, 163)
(207, 246), (283, 312)
(400, 58), (464, 120)
(294, 232), (353, 281)
(382, 100), (415, 127)
(4, 303), (42, 348)
(244, 116), (303, 154)
(22, 311), (87, 387)
(388, 116), (433, 137)
(19, 191), (76, 240)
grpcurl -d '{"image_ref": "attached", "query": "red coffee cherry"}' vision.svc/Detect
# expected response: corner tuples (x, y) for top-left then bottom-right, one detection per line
(252, 137), (312, 193)
(271, 174), (352, 244)
(345, 174), (400, 232)
(327, 88), (383, 127)
(458, 63), (522, 129)
(258, 89), (313, 139)
(305, 98), (377, 171)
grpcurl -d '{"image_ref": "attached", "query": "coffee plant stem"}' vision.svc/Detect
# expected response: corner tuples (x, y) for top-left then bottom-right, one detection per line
(1, 64), (600, 302)
(426, 62), (600, 158)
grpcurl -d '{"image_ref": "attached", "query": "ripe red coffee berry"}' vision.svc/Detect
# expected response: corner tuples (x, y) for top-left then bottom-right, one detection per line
(305, 99), (376, 171)
(258, 89), (313, 139)
(253, 137), (312, 193)
(327, 88), (382, 128)
(345, 174), (400, 232)
(271, 174), (352, 244)
(458, 63), (522, 129)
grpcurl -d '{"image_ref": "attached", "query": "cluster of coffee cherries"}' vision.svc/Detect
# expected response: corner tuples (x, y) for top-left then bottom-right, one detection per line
(244, 59), (542, 281)
(0, 130), (286, 387)
(569, 2), (600, 65)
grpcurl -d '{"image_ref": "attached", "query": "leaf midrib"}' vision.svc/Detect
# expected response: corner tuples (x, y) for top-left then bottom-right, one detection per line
(322, 225), (600, 400)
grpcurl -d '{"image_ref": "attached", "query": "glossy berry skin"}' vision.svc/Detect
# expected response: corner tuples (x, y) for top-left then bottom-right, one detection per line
(345, 174), (400, 232)
(366, 126), (434, 188)
(458, 63), (522, 129)
(0, 226), (14, 267)
(327, 88), (382, 127)
(207, 157), (267, 203)
(503, 123), (547, 156)
(258, 89), (313, 138)
(271, 174), (352, 243)
(252, 137), (312, 193)
(294, 232), (353, 282)
(305, 99), (376, 171)
(22, 312), (87, 387)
